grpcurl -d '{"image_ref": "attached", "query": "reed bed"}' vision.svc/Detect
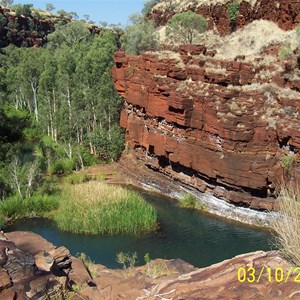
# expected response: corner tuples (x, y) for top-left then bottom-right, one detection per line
(54, 181), (158, 235)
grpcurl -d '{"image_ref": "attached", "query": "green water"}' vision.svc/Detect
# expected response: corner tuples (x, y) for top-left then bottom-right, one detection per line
(7, 189), (273, 269)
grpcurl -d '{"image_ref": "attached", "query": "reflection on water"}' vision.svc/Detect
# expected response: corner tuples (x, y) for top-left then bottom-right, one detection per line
(7, 189), (273, 269)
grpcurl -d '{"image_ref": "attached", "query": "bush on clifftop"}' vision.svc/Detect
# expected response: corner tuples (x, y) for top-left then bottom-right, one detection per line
(121, 13), (159, 54)
(166, 11), (207, 44)
(142, 0), (160, 15)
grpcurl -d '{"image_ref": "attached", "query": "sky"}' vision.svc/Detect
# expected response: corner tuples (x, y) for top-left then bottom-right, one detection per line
(14, 0), (146, 26)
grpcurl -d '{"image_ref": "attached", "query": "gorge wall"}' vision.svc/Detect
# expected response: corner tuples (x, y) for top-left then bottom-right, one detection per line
(112, 1), (300, 210)
(112, 49), (300, 210)
(112, 0), (300, 210)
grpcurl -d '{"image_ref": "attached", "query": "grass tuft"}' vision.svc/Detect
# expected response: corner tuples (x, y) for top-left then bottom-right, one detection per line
(280, 153), (296, 175)
(77, 252), (99, 279)
(180, 193), (196, 209)
(271, 188), (300, 266)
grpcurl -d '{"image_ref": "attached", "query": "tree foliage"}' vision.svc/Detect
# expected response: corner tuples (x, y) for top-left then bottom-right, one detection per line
(226, 1), (240, 24)
(0, 24), (124, 175)
(226, 0), (241, 32)
(14, 4), (33, 17)
(0, 5), (125, 222)
(166, 11), (207, 44)
(0, 0), (13, 8)
(121, 14), (158, 54)
(47, 21), (91, 47)
(45, 2), (55, 12)
(142, 0), (160, 15)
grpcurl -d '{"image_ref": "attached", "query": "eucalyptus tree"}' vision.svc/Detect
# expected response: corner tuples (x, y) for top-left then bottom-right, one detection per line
(45, 2), (54, 13)
(47, 21), (91, 48)
(18, 48), (44, 122)
(0, 0), (13, 8)
(1, 19), (125, 165)
(75, 31), (123, 159)
(38, 50), (58, 141)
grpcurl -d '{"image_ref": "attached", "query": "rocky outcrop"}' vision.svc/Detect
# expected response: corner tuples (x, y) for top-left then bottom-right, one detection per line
(0, 6), (102, 48)
(0, 6), (57, 47)
(112, 45), (300, 210)
(0, 231), (93, 299)
(150, 0), (300, 35)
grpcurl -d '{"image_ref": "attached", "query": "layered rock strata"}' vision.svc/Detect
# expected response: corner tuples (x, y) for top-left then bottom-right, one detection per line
(112, 45), (300, 210)
(150, 0), (300, 35)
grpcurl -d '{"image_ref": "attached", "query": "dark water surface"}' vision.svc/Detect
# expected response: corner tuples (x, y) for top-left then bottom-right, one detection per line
(7, 189), (273, 269)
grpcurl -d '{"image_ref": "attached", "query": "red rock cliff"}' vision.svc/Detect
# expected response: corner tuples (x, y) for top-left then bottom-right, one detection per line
(112, 42), (300, 210)
(112, 0), (300, 210)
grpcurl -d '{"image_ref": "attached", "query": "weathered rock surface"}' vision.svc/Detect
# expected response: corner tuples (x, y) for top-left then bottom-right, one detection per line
(139, 251), (299, 300)
(0, 231), (75, 299)
(150, 0), (300, 35)
(112, 40), (300, 210)
(0, 6), (102, 48)
(0, 6), (56, 47)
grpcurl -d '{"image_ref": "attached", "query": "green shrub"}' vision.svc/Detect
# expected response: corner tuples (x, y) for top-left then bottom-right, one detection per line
(24, 194), (59, 215)
(49, 159), (75, 175)
(54, 182), (158, 235)
(96, 173), (106, 181)
(64, 173), (90, 184)
(0, 196), (23, 219)
(7, 22), (18, 31)
(77, 147), (98, 167)
(116, 251), (138, 269)
(180, 193), (196, 209)
(40, 176), (59, 195)
(121, 14), (159, 54)
(279, 44), (293, 60)
(23, 126), (43, 140)
(166, 11), (207, 44)
(280, 152), (296, 175)
(226, 1), (240, 24)
(0, 193), (59, 223)
(142, 0), (160, 15)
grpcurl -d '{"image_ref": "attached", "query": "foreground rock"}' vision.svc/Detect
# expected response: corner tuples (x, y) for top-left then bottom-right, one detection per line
(72, 251), (300, 300)
(1, 231), (300, 299)
(0, 231), (93, 299)
(0, 230), (197, 300)
(139, 251), (299, 300)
